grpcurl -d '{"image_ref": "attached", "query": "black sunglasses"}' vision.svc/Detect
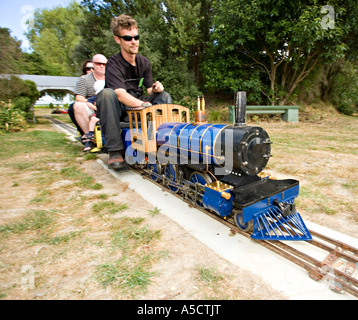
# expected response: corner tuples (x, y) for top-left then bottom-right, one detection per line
(86, 67), (94, 71)
(119, 35), (140, 41)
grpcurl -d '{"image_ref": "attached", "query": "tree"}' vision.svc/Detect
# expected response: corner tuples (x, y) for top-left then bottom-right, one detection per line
(321, 59), (358, 115)
(26, 1), (84, 76)
(22, 52), (49, 75)
(162, 0), (212, 86)
(0, 28), (27, 74)
(0, 75), (39, 121)
(205, 0), (358, 105)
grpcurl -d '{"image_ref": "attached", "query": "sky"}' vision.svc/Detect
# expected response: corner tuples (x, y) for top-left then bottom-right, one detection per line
(0, 0), (80, 51)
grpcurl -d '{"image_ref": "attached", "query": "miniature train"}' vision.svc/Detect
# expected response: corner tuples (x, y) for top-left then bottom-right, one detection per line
(99, 92), (312, 241)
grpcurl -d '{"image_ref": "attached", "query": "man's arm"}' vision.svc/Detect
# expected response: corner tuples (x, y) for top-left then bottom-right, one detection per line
(75, 94), (97, 111)
(114, 88), (145, 107)
(75, 94), (87, 103)
(147, 81), (165, 96)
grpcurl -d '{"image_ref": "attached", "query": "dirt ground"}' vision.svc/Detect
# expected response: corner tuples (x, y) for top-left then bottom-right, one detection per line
(0, 107), (357, 300)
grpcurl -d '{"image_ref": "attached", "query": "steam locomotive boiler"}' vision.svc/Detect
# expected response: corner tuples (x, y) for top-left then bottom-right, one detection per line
(121, 92), (311, 241)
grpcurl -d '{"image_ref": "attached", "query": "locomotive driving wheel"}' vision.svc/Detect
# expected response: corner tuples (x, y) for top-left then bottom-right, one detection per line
(189, 171), (212, 206)
(164, 164), (180, 193)
(147, 161), (162, 182)
(234, 211), (253, 233)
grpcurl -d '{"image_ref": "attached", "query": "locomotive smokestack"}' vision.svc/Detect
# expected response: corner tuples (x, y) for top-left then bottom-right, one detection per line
(235, 91), (246, 126)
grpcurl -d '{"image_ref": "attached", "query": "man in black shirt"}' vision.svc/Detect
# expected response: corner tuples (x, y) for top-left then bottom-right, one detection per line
(96, 14), (172, 170)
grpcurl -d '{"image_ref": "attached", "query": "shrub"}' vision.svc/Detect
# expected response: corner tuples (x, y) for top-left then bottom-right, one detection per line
(0, 75), (39, 121)
(330, 61), (358, 115)
(0, 101), (28, 133)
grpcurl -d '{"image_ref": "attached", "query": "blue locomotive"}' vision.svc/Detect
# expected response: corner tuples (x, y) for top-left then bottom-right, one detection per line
(119, 92), (311, 241)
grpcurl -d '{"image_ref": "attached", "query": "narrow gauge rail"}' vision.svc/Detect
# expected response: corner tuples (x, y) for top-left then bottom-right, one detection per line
(48, 116), (358, 299)
(44, 115), (78, 136)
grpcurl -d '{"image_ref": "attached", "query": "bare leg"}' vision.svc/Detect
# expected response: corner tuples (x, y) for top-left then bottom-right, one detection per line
(73, 102), (90, 134)
(89, 116), (99, 132)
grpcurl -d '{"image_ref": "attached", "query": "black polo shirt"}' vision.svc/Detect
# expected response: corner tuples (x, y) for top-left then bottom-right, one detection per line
(105, 52), (153, 97)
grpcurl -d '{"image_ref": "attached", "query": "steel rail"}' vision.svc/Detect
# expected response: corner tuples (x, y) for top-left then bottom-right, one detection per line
(44, 115), (78, 136)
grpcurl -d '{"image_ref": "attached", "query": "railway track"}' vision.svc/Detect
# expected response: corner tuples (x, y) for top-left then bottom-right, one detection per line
(44, 115), (79, 136)
(48, 116), (358, 299)
(176, 194), (358, 299)
(258, 230), (358, 298)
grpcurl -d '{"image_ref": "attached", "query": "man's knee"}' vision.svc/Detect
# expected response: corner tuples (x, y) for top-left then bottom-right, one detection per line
(73, 101), (84, 113)
(160, 91), (172, 103)
(97, 88), (119, 110)
(153, 91), (172, 104)
(99, 88), (117, 101)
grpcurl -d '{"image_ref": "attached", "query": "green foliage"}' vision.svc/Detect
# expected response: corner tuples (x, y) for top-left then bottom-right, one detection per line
(208, 110), (222, 123)
(329, 60), (358, 115)
(0, 210), (54, 234)
(0, 28), (27, 74)
(203, 55), (264, 103)
(22, 51), (49, 75)
(0, 101), (28, 133)
(0, 75), (39, 123)
(26, 1), (84, 76)
(205, 0), (358, 106)
(12, 97), (32, 114)
(295, 59), (358, 115)
(164, 0), (203, 55)
(0, 28), (49, 75)
(0, 76), (38, 102)
(158, 59), (201, 105)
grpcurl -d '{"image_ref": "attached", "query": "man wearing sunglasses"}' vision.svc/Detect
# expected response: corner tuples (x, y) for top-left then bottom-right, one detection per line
(95, 14), (172, 170)
(73, 54), (108, 142)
